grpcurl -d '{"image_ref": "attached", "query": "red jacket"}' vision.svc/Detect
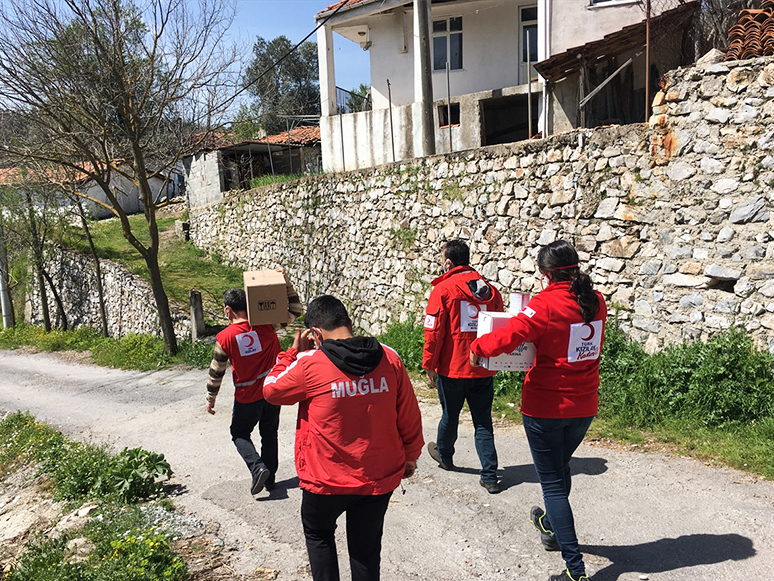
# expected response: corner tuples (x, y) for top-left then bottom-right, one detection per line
(423, 265), (504, 379)
(216, 321), (280, 404)
(263, 343), (424, 495)
(471, 281), (607, 419)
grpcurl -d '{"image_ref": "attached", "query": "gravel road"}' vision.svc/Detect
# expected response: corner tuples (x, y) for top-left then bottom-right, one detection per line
(0, 349), (772, 581)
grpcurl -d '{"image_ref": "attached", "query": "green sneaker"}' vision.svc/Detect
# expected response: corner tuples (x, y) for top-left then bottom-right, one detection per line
(530, 506), (559, 551)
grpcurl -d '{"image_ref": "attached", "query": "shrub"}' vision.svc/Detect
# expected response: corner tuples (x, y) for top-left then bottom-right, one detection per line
(378, 320), (424, 372)
(91, 334), (170, 370)
(107, 447), (172, 503)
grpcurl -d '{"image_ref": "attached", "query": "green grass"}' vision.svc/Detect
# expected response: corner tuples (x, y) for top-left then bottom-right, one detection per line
(66, 215), (243, 323)
(250, 173), (306, 189)
(2, 412), (186, 581)
(0, 324), (214, 371)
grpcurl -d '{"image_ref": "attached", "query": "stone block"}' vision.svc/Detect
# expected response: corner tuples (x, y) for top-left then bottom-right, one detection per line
(663, 273), (704, 287)
(706, 107), (731, 123)
(594, 197), (618, 219)
(704, 264), (742, 280)
(597, 258), (625, 272)
(729, 196), (769, 224)
(666, 162), (696, 181)
(711, 178), (739, 194)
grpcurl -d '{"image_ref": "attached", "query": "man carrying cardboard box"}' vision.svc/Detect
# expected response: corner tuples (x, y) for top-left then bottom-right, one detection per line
(422, 239), (504, 493)
(205, 270), (302, 495)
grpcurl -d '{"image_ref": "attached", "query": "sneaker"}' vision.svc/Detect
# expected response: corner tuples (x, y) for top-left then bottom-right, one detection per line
(427, 442), (454, 470)
(250, 467), (270, 495)
(479, 479), (501, 494)
(530, 506), (560, 551)
(548, 569), (588, 581)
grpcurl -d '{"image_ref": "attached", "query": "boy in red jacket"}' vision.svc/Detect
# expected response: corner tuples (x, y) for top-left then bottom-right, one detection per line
(423, 240), (504, 493)
(264, 295), (423, 581)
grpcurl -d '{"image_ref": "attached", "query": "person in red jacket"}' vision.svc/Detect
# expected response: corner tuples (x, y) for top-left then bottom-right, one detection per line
(264, 295), (423, 581)
(423, 239), (504, 493)
(470, 239), (607, 581)
(205, 279), (302, 496)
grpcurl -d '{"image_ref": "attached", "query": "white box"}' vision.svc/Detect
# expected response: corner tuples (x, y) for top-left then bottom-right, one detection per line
(476, 311), (536, 371)
(509, 292), (531, 315)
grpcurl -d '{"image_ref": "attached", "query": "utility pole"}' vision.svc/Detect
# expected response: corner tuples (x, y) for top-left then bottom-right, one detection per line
(415, 0), (436, 156)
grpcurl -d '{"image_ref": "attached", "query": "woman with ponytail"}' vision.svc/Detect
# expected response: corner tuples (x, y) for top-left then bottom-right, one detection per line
(470, 239), (607, 581)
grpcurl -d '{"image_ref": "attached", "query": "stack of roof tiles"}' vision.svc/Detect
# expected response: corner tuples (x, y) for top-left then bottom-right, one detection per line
(726, 0), (774, 61)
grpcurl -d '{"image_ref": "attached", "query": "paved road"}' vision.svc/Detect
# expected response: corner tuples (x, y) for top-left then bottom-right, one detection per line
(0, 349), (772, 580)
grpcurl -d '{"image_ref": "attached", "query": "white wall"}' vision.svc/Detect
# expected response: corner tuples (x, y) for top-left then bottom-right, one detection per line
(184, 151), (225, 209)
(369, 1), (528, 109)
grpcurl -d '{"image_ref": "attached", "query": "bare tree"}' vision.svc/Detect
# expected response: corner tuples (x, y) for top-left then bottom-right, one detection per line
(0, 0), (238, 354)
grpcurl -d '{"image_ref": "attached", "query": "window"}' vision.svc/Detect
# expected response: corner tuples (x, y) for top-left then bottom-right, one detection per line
(433, 17), (462, 71)
(519, 6), (538, 84)
(438, 103), (460, 127)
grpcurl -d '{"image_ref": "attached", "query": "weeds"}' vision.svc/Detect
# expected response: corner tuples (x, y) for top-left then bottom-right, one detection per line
(378, 320), (424, 372)
(250, 173), (307, 189)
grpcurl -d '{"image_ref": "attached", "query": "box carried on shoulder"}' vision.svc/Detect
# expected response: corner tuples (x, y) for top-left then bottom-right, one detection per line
(243, 270), (288, 326)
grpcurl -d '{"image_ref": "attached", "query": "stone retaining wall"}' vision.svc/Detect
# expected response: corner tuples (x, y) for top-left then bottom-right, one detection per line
(189, 56), (774, 354)
(25, 249), (190, 340)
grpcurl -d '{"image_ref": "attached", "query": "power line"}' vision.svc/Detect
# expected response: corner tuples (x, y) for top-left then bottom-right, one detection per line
(212, 1), (349, 116)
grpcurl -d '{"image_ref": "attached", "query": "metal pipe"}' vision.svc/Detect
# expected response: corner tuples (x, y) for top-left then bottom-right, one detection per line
(287, 118), (293, 174)
(446, 61), (453, 152)
(527, 29), (532, 139)
(415, 0), (436, 156)
(0, 220), (13, 328)
(388, 79), (396, 162)
(339, 110), (346, 171)
(645, 0), (651, 122)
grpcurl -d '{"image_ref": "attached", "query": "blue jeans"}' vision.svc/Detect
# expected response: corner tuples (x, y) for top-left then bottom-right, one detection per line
(436, 375), (498, 483)
(522, 414), (594, 577)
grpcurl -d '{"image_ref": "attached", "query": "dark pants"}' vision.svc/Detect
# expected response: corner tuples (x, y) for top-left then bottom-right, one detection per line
(522, 414), (594, 577)
(436, 375), (498, 483)
(301, 490), (393, 581)
(230, 399), (280, 483)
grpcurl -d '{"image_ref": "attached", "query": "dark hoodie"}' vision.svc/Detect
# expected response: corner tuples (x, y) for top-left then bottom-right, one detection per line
(320, 336), (384, 377)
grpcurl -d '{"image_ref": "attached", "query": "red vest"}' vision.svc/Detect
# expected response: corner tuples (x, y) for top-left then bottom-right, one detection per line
(216, 320), (280, 403)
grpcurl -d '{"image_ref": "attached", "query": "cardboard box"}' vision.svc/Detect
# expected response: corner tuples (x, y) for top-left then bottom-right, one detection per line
(509, 292), (531, 315)
(476, 311), (536, 371)
(243, 270), (288, 327)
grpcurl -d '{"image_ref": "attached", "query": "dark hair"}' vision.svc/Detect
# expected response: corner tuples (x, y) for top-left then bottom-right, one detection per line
(223, 289), (247, 312)
(537, 240), (600, 323)
(442, 239), (470, 267)
(305, 295), (352, 331)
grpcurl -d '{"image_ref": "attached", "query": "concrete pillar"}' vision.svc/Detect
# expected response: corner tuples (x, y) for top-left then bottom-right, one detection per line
(189, 289), (205, 342)
(413, 0), (435, 157)
(318, 25), (338, 117)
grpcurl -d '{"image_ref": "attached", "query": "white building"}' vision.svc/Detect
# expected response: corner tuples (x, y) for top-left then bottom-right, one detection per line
(316, 0), (695, 172)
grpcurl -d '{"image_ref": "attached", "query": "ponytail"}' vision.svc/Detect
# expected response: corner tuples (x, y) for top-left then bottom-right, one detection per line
(537, 239), (600, 323)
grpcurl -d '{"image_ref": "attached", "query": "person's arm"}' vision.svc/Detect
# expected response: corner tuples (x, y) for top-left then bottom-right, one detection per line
(422, 288), (446, 387)
(393, 357), (424, 475)
(471, 297), (548, 359)
(273, 268), (303, 329)
(205, 341), (229, 415)
(263, 329), (312, 405)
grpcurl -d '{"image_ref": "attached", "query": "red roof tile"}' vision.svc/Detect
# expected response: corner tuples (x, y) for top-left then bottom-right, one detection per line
(725, 0), (774, 61)
(261, 125), (321, 146)
(317, 0), (370, 17)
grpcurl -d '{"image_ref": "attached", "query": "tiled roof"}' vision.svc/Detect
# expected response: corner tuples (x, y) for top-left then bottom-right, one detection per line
(261, 125), (321, 146)
(725, 0), (774, 61)
(317, 0), (370, 17)
(534, 1), (698, 82)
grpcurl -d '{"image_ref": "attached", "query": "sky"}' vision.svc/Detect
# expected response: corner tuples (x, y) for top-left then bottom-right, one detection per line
(231, 0), (371, 92)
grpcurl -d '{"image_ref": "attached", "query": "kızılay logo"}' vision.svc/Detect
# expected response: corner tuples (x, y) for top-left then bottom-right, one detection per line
(255, 300), (277, 311)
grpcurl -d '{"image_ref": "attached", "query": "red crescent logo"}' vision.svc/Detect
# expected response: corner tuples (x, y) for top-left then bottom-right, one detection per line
(467, 303), (481, 319)
(243, 334), (255, 348)
(581, 323), (595, 341)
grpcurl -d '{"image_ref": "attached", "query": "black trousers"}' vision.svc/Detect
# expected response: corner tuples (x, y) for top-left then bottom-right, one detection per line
(230, 399), (280, 482)
(301, 489), (393, 581)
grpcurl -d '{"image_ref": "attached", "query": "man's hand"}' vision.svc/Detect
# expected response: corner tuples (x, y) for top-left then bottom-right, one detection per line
(292, 328), (314, 351)
(426, 369), (437, 389)
(206, 398), (216, 415)
(403, 460), (416, 478)
(469, 351), (481, 368)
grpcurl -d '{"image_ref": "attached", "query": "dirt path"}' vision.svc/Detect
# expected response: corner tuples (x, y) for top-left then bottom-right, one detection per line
(0, 349), (772, 581)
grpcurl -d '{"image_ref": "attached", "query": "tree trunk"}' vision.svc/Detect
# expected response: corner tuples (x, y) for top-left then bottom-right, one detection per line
(0, 218), (15, 328)
(145, 247), (177, 355)
(76, 199), (108, 337)
(36, 265), (51, 332)
(40, 266), (67, 331)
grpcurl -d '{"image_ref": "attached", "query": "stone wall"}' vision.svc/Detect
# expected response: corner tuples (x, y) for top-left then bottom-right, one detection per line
(186, 56), (774, 354)
(25, 249), (190, 340)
